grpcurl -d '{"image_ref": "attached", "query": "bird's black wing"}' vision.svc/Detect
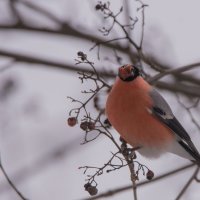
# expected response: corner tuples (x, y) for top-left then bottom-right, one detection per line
(149, 88), (200, 162)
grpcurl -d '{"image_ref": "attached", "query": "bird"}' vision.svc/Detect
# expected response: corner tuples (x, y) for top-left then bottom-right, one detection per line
(106, 64), (200, 163)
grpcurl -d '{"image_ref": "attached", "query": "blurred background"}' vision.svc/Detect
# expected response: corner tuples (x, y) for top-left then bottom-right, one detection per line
(0, 0), (200, 200)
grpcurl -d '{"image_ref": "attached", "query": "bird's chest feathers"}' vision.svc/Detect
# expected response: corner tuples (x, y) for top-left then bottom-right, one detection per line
(106, 84), (174, 148)
(108, 88), (151, 132)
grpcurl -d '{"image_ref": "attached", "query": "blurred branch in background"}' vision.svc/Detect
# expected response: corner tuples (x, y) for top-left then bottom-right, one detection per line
(0, 1), (199, 97)
(0, 136), (82, 195)
(0, 60), (15, 73)
(175, 166), (199, 200)
(0, 156), (28, 200)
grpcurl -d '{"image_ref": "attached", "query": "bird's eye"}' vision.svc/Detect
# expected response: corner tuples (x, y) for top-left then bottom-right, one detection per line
(118, 65), (139, 81)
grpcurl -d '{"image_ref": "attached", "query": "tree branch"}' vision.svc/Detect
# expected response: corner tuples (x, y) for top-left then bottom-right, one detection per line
(0, 156), (28, 200)
(156, 81), (200, 97)
(175, 167), (199, 200)
(0, 136), (82, 195)
(0, 49), (200, 97)
(80, 163), (195, 200)
(18, 0), (62, 25)
(149, 62), (200, 84)
(0, 24), (127, 52)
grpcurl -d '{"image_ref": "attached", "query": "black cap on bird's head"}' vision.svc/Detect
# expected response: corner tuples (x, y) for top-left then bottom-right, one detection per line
(118, 64), (141, 82)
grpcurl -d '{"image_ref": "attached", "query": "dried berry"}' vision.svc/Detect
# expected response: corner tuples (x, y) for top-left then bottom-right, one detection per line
(84, 183), (98, 196)
(95, 4), (101, 10)
(88, 122), (95, 130)
(146, 170), (154, 180)
(80, 122), (88, 131)
(84, 183), (91, 190)
(103, 3), (107, 9)
(77, 51), (84, 56)
(81, 55), (87, 61)
(80, 121), (95, 131)
(67, 117), (77, 127)
(77, 51), (87, 61)
(87, 186), (98, 196)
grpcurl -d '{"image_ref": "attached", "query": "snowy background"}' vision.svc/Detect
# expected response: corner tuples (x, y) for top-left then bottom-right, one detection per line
(0, 0), (200, 200)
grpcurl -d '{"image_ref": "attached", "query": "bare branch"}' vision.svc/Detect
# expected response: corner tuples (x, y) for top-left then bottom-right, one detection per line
(18, 0), (62, 25)
(80, 163), (195, 200)
(0, 24), (127, 52)
(9, 0), (23, 23)
(0, 156), (28, 200)
(120, 140), (138, 200)
(156, 81), (200, 97)
(175, 167), (200, 200)
(0, 136), (83, 195)
(0, 49), (200, 97)
(0, 49), (113, 78)
(0, 60), (15, 73)
(136, 0), (148, 49)
(149, 62), (200, 84)
(176, 94), (200, 131)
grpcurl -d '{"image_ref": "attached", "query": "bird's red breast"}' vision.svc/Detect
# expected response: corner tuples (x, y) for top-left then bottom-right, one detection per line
(106, 76), (175, 151)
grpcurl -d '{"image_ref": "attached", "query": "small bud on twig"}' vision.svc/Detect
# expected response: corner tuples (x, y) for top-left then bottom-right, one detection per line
(77, 51), (87, 61)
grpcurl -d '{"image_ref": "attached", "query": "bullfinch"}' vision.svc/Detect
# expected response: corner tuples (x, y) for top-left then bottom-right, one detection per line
(106, 64), (200, 163)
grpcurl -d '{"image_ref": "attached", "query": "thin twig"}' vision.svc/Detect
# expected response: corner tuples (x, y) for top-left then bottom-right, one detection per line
(90, 37), (127, 51)
(176, 94), (200, 131)
(9, 0), (23, 23)
(0, 157), (28, 200)
(175, 167), (199, 200)
(128, 161), (137, 200)
(136, 0), (148, 49)
(80, 163), (195, 200)
(0, 60), (15, 73)
(0, 48), (200, 97)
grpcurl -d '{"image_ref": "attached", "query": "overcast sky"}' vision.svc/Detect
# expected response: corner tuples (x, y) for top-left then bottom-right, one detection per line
(0, 0), (200, 200)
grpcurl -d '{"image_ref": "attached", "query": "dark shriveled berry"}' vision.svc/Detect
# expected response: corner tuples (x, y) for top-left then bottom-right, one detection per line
(80, 121), (95, 131)
(84, 183), (98, 196)
(67, 117), (77, 127)
(88, 122), (95, 130)
(95, 4), (101, 10)
(77, 51), (84, 56)
(146, 170), (154, 180)
(87, 186), (98, 196)
(84, 183), (91, 190)
(80, 122), (88, 131)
